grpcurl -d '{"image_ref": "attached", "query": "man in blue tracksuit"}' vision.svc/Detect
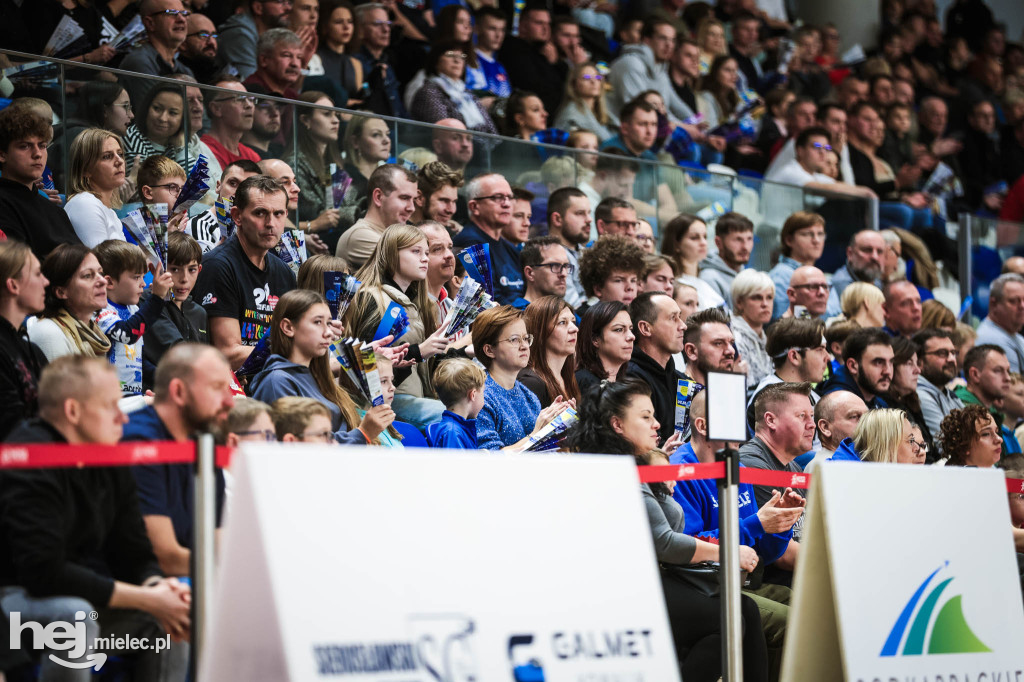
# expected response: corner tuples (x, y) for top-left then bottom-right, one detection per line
(669, 388), (801, 677)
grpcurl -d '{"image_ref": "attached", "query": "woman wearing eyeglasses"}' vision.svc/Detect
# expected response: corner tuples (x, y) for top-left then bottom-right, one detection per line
(67, 82), (135, 144)
(519, 296), (581, 409)
(251, 289), (396, 445)
(830, 408), (926, 464)
(472, 305), (574, 450)
(410, 40), (497, 136)
(554, 62), (614, 143)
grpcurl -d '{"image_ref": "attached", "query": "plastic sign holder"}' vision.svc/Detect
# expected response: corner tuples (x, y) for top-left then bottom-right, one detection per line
(782, 462), (1024, 681)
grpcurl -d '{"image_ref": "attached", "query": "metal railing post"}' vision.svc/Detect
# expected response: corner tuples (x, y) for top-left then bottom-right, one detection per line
(191, 433), (216, 678)
(716, 446), (743, 682)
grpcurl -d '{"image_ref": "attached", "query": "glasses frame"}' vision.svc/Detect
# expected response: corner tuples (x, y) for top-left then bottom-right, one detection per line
(473, 193), (515, 204)
(498, 334), (534, 348)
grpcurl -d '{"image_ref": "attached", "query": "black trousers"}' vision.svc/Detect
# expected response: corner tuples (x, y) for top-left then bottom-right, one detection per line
(660, 569), (770, 682)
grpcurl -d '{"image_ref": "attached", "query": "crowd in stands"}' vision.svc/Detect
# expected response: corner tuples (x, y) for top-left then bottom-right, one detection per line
(2, 0), (1024, 679)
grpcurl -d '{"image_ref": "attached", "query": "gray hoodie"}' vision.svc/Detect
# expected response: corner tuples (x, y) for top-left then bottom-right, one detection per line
(698, 253), (740, 307)
(607, 43), (695, 125)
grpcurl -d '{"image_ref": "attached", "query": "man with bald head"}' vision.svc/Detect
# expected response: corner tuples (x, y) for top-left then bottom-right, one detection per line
(826, 230), (886, 317)
(119, 0), (195, 106)
(453, 173), (524, 305)
(1002, 257), (1024, 276)
(432, 119), (475, 175)
(786, 266), (830, 319)
(882, 280), (923, 337)
(806, 390), (868, 469)
(178, 12), (219, 83)
(259, 159), (329, 254)
(202, 78), (260, 168)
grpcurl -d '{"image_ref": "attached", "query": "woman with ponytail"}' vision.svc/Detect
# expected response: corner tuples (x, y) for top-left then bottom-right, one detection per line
(250, 289), (394, 444)
(566, 379), (770, 682)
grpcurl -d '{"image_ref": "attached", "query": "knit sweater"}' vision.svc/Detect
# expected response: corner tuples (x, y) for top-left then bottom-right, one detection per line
(476, 374), (541, 450)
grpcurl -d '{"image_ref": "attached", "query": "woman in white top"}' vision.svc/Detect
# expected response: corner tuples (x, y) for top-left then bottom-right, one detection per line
(28, 243), (111, 361)
(64, 128), (128, 247)
(660, 214), (725, 309)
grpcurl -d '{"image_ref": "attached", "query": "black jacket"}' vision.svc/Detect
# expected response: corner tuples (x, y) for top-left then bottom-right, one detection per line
(0, 316), (47, 442)
(497, 36), (568, 117)
(0, 419), (162, 607)
(0, 178), (81, 262)
(626, 347), (686, 445)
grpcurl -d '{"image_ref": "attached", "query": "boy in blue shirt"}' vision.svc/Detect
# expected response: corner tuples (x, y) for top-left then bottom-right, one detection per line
(94, 240), (173, 396)
(427, 358), (486, 449)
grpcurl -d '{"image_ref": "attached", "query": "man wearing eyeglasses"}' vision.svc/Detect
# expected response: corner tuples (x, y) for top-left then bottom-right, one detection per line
(119, 0), (195, 108)
(767, 127), (871, 200)
(354, 3), (408, 118)
(179, 13), (221, 84)
(912, 328), (964, 456)
(218, 0), (293, 81)
(453, 173), (524, 306)
(200, 78), (261, 168)
(515, 236), (571, 310)
(784, 266), (830, 320)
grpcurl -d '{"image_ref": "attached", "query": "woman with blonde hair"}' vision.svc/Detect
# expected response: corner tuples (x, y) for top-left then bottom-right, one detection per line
(346, 223), (451, 427)
(696, 18), (728, 74)
(840, 282), (886, 328)
(830, 408), (925, 464)
(921, 299), (956, 332)
(64, 128), (127, 247)
(553, 62), (614, 142)
(296, 253), (350, 292)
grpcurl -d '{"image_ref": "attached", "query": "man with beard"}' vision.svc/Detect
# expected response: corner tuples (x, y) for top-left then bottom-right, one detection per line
(626, 292), (688, 444)
(826, 229), (886, 317)
(410, 161), (463, 234)
(201, 78), (261, 168)
(913, 328), (964, 456)
(124, 344), (235, 577)
(785, 266), (830, 321)
(882, 280), (923, 337)
(516, 237), (570, 309)
(975, 273), (1024, 373)
(179, 13), (221, 84)
(242, 99), (284, 159)
(819, 327), (894, 409)
(547, 187), (591, 307)
(699, 212), (754, 307)
(680, 306), (737, 388)
(453, 173), (524, 305)
(954, 344), (1020, 457)
(218, 0), (292, 80)
(192, 175), (297, 370)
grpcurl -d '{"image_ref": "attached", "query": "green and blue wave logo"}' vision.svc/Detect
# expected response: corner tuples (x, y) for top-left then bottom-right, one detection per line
(881, 561), (991, 656)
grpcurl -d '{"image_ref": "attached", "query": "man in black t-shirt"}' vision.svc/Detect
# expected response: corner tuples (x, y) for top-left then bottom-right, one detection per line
(191, 175), (296, 370)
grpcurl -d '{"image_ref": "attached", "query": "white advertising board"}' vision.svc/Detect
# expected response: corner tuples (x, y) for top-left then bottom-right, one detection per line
(782, 462), (1024, 682)
(201, 446), (682, 682)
